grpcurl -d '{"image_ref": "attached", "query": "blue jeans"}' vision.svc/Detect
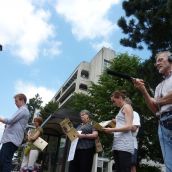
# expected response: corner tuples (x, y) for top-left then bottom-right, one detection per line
(0, 142), (18, 172)
(158, 114), (172, 172)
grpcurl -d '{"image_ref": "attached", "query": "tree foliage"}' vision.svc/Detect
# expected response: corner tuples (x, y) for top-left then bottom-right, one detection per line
(68, 53), (162, 163)
(40, 101), (59, 121)
(118, 0), (172, 55)
(27, 93), (43, 123)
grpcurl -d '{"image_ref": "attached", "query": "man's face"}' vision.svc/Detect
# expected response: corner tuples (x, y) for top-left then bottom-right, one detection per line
(15, 97), (24, 108)
(155, 53), (171, 75)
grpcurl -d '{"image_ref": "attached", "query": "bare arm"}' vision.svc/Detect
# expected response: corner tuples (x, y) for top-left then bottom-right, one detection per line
(157, 91), (172, 106)
(104, 104), (133, 133)
(131, 125), (139, 132)
(78, 130), (98, 139)
(111, 118), (116, 124)
(132, 79), (158, 113)
(28, 130), (41, 141)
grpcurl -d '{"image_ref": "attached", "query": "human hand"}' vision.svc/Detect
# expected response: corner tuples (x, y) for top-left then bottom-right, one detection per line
(76, 133), (84, 139)
(103, 127), (114, 134)
(111, 118), (116, 124)
(132, 78), (146, 91)
(0, 117), (4, 123)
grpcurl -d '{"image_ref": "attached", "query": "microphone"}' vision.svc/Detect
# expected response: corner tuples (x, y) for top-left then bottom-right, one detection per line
(106, 69), (154, 96)
(106, 69), (134, 81)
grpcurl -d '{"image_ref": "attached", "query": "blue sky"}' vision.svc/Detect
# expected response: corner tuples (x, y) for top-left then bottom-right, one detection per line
(0, 0), (151, 126)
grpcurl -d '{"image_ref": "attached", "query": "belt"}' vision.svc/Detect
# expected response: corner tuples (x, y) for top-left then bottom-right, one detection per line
(160, 111), (172, 119)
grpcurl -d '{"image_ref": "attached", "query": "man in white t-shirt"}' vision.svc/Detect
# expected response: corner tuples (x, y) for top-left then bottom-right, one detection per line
(131, 111), (141, 172)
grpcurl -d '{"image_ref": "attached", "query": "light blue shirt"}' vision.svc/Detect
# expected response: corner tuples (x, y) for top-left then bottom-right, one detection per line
(1, 105), (30, 147)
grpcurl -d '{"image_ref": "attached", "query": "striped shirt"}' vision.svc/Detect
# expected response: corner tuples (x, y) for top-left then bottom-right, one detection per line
(76, 123), (95, 149)
(112, 108), (134, 154)
(1, 105), (30, 147)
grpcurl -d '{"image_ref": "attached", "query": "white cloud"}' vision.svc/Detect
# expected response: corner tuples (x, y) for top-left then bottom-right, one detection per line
(55, 0), (120, 40)
(15, 80), (56, 106)
(0, 0), (59, 64)
(42, 40), (62, 57)
(92, 41), (113, 51)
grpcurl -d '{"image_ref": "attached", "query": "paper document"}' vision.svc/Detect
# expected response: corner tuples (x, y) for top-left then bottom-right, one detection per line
(59, 118), (78, 141)
(33, 137), (48, 151)
(93, 120), (115, 131)
(68, 138), (79, 161)
(68, 131), (81, 161)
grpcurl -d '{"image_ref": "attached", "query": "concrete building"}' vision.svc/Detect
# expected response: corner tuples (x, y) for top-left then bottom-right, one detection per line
(52, 47), (115, 107)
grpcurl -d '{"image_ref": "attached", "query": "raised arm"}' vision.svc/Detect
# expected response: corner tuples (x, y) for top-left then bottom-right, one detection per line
(132, 79), (159, 113)
(0, 109), (28, 125)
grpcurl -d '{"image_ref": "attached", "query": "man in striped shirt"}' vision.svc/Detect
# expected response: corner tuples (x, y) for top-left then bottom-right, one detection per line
(0, 93), (30, 172)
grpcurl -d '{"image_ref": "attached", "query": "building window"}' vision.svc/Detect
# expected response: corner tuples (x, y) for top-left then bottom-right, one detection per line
(79, 84), (88, 91)
(81, 70), (89, 79)
(103, 59), (111, 70)
(59, 83), (76, 104)
(55, 92), (61, 101)
(62, 72), (77, 93)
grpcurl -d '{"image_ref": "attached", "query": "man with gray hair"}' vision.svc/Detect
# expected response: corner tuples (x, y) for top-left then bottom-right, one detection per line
(133, 51), (172, 172)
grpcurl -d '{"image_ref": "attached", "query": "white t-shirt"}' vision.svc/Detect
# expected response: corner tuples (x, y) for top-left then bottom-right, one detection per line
(132, 111), (141, 149)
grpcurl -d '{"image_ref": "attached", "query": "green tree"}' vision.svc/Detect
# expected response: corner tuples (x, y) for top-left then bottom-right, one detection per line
(118, 0), (172, 55)
(65, 93), (93, 111)
(27, 93), (43, 123)
(40, 101), (59, 120)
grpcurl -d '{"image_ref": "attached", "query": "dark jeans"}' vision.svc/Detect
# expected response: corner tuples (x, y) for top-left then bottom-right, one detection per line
(113, 150), (132, 172)
(69, 147), (94, 172)
(131, 148), (138, 166)
(0, 142), (18, 172)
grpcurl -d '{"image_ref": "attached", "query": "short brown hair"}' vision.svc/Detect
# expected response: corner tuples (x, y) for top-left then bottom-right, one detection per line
(34, 116), (43, 126)
(14, 93), (27, 103)
(111, 90), (127, 99)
